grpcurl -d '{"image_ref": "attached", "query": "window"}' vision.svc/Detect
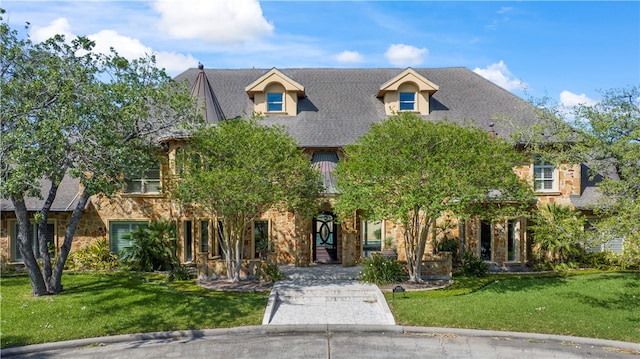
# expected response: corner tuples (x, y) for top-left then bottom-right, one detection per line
(125, 163), (161, 194)
(266, 92), (283, 112)
(12, 222), (55, 262)
(507, 220), (517, 262)
(200, 220), (209, 253)
(184, 221), (193, 262)
(399, 92), (416, 111)
(109, 221), (147, 254)
(533, 158), (555, 192)
(254, 220), (269, 259)
(217, 221), (226, 259)
(362, 220), (382, 258)
(480, 221), (492, 261)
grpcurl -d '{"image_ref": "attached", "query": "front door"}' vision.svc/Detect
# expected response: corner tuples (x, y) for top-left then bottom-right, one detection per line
(313, 212), (338, 263)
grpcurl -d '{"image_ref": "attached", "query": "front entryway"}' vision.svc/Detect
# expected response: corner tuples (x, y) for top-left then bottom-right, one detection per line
(313, 211), (338, 263)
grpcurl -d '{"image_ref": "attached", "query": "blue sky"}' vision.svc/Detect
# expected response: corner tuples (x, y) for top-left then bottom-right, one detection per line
(2, 1), (639, 109)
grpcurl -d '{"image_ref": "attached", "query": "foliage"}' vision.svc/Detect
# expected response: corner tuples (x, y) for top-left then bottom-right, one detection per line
(529, 203), (586, 268)
(260, 262), (285, 282)
(0, 272), (267, 348)
(0, 12), (196, 295)
(460, 251), (488, 277)
(173, 117), (323, 282)
(119, 220), (178, 272)
(360, 253), (408, 285)
(387, 272), (640, 343)
(168, 264), (192, 281)
(66, 238), (119, 271)
(335, 112), (533, 282)
(579, 251), (624, 270)
(513, 87), (640, 271)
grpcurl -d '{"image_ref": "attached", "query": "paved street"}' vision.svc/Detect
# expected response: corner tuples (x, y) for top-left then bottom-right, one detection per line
(4, 326), (639, 359)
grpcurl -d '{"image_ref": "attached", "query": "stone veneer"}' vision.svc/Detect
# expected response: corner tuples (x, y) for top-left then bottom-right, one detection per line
(0, 156), (582, 274)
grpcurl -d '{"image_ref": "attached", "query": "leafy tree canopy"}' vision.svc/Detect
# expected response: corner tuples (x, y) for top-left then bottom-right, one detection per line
(173, 117), (322, 281)
(514, 86), (639, 266)
(1, 11), (196, 295)
(334, 112), (533, 281)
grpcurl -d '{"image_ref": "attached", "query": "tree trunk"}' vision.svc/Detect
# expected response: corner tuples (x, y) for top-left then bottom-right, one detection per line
(49, 189), (90, 293)
(11, 196), (48, 296)
(39, 179), (60, 293)
(404, 210), (432, 283)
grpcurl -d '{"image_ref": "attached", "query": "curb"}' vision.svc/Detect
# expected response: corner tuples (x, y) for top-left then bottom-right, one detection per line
(2, 325), (639, 357)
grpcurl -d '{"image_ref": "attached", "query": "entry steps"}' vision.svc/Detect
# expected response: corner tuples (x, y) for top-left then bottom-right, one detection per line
(263, 280), (396, 325)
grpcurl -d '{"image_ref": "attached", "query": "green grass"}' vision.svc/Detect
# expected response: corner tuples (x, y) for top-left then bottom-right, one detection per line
(0, 272), (267, 348)
(388, 271), (640, 343)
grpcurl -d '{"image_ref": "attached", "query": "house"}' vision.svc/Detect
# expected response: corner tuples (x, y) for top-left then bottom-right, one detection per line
(0, 66), (611, 275)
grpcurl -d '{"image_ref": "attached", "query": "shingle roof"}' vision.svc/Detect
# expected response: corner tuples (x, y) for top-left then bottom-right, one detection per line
(570, 162), (620, 210)
(173, 67), (538, 148)
(0, 174), (82, 212)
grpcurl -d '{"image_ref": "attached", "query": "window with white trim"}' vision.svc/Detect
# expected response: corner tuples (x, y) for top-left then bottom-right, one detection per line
(125, 163), (161, 194)
(266, 92), (284, 112)
(533, 158), (555, 192)
(12, 222), (55, 262)
(399, 92), (416, 111)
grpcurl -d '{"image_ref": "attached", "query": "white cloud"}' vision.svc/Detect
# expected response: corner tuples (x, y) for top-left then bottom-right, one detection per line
(384, 44), (428, 67)
(153, 0), (273, 43)
(89, 30), (197, 74)
(473, 61), (527, 91)
(335, 50), (364, 63)
(30, 17), (74, 42)
(30, 19), (197, 75)
(559, 90), (598, 108)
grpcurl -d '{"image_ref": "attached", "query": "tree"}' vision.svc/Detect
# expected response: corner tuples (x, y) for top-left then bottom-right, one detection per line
(1, 13), (196, 296)
(173, 117), (322, 282)
(334, 112), (533, 282)
(529, 203), (586, 268)
(514, 87), (639, 268)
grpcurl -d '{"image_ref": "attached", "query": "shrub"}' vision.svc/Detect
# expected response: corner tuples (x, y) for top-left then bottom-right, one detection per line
(66, 238), (119, 270)
(529, 204), (586, 268)
(579, 251), (623, 270)
(461, 251), (488, 277)
(119, 220), (178, 272)
(360, 253), (407, 285)
(260, 262), (284, 282)
(168, 264), (192, 281)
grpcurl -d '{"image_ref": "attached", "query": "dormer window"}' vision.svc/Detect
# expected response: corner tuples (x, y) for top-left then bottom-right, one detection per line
(267, 92), (284, 112)
(377, 68), (438, 116)
(245, 68), (305, 116)
(399, 92), (416, 111)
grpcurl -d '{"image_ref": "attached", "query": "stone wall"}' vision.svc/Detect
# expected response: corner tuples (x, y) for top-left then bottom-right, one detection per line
(420, 252), (452, 280)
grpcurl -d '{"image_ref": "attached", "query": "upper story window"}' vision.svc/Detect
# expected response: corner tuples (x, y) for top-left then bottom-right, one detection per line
(399, 92), (416, 111)
(125, 163), (161, 194)
(377, 68), (438, 116)
(266, 92), (284, 112)
(533, 158), (555, 192)
(245, 68), (305, 116)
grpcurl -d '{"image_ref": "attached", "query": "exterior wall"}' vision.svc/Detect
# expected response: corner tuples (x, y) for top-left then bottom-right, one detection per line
(514, 162), (581, 208)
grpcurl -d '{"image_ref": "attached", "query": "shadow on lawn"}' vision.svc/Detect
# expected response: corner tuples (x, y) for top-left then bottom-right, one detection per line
(58, 272), (267, 336)
(561, 272), (640, 311)
(475, 274), (569, 294)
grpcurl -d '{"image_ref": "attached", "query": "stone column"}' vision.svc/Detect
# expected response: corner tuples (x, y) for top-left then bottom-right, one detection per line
(340, 212), (358, 267)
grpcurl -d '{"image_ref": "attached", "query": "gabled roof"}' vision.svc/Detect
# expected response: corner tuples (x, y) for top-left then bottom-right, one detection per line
(376, 68), (439, 97)
(173, 67), (538, 148)
(244, 68), (305, 98)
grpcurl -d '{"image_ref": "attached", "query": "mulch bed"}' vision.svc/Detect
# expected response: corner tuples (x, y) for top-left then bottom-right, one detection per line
(197, 278), (452, 293)
(197, 278), (274, 292)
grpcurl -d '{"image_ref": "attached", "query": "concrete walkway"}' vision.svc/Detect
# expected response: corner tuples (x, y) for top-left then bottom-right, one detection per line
(263, 264), (395, 325)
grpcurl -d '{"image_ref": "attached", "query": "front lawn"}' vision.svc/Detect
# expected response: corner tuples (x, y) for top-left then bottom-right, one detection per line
(0, 272), (267, 348)
(388, 271), (640, 343)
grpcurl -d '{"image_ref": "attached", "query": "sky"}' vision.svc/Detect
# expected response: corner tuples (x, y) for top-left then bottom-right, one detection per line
(2, 0), (639, 110)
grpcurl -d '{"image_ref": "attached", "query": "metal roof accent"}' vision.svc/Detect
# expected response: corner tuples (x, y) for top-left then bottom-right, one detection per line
(312, 151), (339, 195)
